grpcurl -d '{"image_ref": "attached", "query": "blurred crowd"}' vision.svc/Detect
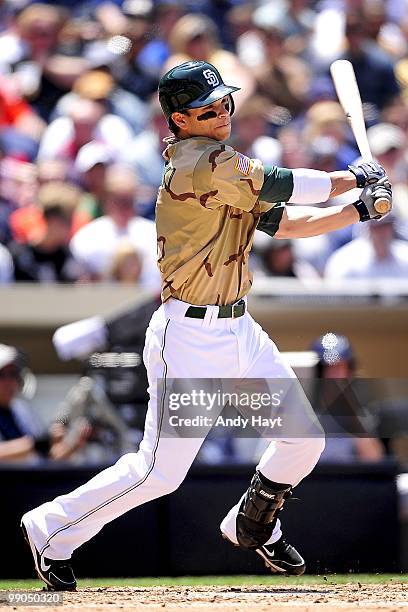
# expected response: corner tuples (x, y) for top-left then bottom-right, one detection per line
(1, 0), (408, 284)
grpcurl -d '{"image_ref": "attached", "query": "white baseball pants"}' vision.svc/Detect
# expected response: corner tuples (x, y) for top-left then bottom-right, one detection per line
(23, 297), (324, 561)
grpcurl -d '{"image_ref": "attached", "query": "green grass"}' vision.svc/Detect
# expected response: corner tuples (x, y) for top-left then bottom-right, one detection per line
(0, 574), (406, 590)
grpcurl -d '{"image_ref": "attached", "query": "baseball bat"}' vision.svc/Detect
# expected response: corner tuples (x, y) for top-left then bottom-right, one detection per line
(330, 59), (391, 214)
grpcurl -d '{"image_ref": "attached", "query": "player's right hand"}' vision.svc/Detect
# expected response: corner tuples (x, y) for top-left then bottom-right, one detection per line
(348, 161), (386, 188)
(354, 176), (392, 221)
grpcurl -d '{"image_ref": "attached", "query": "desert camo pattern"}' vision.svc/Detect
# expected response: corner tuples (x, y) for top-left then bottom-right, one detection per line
(156, 136), (277, 306)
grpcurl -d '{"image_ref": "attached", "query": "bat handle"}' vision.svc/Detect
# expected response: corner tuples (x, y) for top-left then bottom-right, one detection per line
(374, 197), (392, 215)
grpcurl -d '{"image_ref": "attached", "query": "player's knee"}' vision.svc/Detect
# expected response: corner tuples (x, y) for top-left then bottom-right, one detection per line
(296, 436), (325, 466)
(293, 435), (325, 457)
(117, 452), (188, 495)
(155, 466), (188, 495)
(161, 480), (181, 495)
(317, 435), (326, 455)
(302, 437), (326, 475)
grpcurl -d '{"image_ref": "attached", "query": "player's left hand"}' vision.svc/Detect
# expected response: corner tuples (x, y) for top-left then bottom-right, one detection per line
(353, 176), (392, 222)
(348, 161), (386, 188)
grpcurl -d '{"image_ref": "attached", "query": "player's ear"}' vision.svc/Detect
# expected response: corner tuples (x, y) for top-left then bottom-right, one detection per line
(171, 112), (188, 129)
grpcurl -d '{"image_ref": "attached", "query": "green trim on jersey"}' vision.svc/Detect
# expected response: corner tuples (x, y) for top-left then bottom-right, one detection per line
(260, 166), (294, 203)
(257, 202), (285, 238)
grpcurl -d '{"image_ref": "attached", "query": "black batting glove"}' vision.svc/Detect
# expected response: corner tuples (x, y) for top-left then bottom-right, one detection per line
(352, 176), (392, 222)
(348, 161), (386, 188)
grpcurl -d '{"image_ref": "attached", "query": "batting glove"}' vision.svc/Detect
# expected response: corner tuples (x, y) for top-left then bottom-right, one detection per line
(348, 161), (386, 188)
(352, 176), (392, 222)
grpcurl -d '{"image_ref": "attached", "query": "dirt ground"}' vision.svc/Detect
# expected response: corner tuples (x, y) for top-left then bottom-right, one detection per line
(1, 583), (406, 612)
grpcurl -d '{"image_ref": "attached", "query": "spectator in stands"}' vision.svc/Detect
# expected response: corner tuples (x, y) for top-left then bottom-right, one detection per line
(307, 136), (339, 173)
(72, 67), (144, 134)
(137, 1), (185, 79)
(70, 164), (160, 289)
(9, 181), (83, 282)
(283, 102), (361, 272)
(395, 56), (408, 108)
(0, 127), (39, 165)
(164, 12), (254, 110)
(0, 344), (46, 463)
(0, 158), (37, 213)
(278, 123), (311, 170)
(340, 12), (400, 113)
(113, 17), (158, 102)
(107, 240), (143, 284)
(0, 74), (45, 144)
(0, 344), (100, 464)
(119, 95), (168, 218)
(92, 0), (129, 36)
(276, 0), (315, 55)
(311, 333), (385, 463)
(0, 243), (13, 283)
(49, 376), (135, 465)
(230, 96), (282, 167)
(233, 2), (311, 72)
(0, 3), (87, 121)
(226, 4), (261, 68)
(53, 67), (149, 137)
(325, 213), (408, 279)
(37, 96), (132, 165)
(380, 94), (408, 137)
(253, 234), (319, 280)
(87, 1), (158, 101)
(302, 101), (358, 169)
(361, 0), (387, 45)
(36, 159), (69, 186)
(72, 141), (115, 233)
(278, 103), (358, 275)
(250, 12), (311, 118)
(0, 348), (127, 465)
(0, 0), (15, 33)
(0, 158), (38, 244)
(366, 122), (406, 184)
(52, 295), (161, 452)
(296, 136), (355, 256)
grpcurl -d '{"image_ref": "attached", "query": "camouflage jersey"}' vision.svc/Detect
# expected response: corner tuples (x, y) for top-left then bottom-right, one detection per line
(156, 136), (281, 306)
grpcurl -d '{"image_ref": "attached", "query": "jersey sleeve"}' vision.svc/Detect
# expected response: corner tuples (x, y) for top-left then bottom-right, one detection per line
(257, 202), (285, 237)
(259, 165), (294, 203)
(193, 145), (264, 212)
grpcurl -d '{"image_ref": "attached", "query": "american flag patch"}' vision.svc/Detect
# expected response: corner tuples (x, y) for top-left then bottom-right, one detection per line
(234, 153), (252, 176)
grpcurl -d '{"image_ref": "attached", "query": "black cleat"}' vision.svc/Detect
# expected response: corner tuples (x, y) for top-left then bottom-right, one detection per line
(222, 532), (305, 576)
(21, 521), (77, 591)
(255, 537), (306, 575)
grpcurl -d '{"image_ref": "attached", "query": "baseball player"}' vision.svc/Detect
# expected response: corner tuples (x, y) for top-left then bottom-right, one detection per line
(21, 61), (392, 590)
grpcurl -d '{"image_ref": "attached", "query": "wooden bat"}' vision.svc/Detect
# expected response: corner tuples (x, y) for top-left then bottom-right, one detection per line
(330, 59), (391, 214)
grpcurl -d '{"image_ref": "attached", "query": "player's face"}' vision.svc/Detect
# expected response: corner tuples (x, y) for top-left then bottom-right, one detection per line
(173, 96), (232, 141)
(322, 362), (352, 379)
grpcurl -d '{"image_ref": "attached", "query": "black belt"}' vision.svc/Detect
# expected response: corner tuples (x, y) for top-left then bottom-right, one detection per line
(185, 299), (246, 320)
